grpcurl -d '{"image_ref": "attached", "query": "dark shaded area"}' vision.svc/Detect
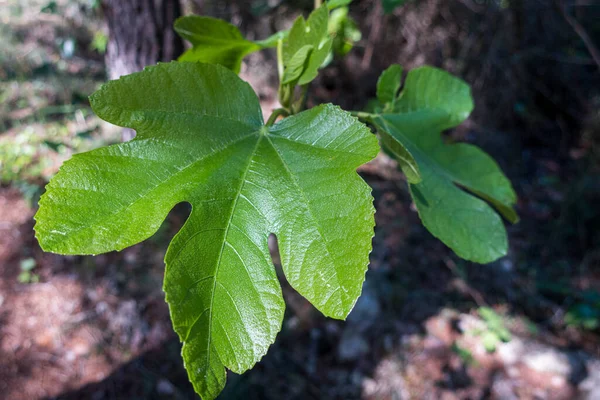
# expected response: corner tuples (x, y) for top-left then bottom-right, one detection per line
(49, 340), (196, 400)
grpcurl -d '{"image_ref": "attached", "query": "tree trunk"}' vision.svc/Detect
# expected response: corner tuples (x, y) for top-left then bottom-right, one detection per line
(102, 0), (184, 140)
(103, 0), (184, 80)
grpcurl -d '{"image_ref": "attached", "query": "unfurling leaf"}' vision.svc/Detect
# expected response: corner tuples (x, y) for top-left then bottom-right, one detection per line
(34, 62), (378, 400)
(283, 5), (333, 86)
(328, 6), (362, 57)
(175, 16), (283, 73)
(282, 45), (313, 84)
(372, 65), (517, 263)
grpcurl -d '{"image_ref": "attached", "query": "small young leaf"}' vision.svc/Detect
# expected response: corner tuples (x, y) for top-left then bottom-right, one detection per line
(376, 64), (403, 106)
(373, 66), (517, 263)
(482, 330), (499, 352)
(283, 5), (332, 86)
(34, 62), (378, 400)
(175, 16), (281, 73)
(299, 37), (332, 85)
(282, 45), (313, 84)
(328, 6), (362, 57)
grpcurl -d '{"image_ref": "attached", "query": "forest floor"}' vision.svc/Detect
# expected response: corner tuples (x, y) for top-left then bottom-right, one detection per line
(1, 0), (600, 399)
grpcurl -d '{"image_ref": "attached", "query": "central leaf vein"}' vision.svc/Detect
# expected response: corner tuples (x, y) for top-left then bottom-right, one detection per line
(204, 134), (264, 370)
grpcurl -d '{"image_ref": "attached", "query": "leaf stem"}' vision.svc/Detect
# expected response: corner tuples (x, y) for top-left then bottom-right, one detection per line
(314, 0), (322, 9)
(276, 39), (284, 83)
(266, 108), (290, 126)
(292, 84), (310, 114)
(350, 111), (373, 121)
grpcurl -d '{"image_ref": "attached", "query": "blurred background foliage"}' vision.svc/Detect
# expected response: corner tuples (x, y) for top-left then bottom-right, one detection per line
(0, 0), (117, 199)
(1, 0), (600, 399)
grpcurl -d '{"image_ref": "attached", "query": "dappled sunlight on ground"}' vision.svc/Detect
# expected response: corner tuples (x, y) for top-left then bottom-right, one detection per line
(0, 188), (175, 399)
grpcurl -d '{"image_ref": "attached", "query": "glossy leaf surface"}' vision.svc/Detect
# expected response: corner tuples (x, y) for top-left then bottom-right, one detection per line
(34, 62), (379, 399)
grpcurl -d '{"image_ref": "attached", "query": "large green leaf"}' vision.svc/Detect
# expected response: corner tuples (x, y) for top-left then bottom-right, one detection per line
(372, 65), (517, 263)
(34, 62), (378, 399)
(283, 5), (332, 86)
(175, 16), (282, 73)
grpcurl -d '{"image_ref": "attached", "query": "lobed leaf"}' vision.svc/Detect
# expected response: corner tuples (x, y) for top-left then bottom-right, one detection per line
(35, 62), (379, 400)
(175, 15), (282, 73)
(372, 65), (518, 263)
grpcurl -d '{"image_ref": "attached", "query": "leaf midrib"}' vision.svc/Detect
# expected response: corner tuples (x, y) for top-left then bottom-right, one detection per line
(196, 131), (349, 366)
(378, 114), (514, 213)
(178, 27), (260, 49)
(377, 114), (487, 192)
(375, 115), (454, 182)
(202, 134), (264, 373)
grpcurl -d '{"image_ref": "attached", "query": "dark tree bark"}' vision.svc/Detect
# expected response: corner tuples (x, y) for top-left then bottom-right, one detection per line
(102, 0), (184, 80)
(102, 0), (184, 140)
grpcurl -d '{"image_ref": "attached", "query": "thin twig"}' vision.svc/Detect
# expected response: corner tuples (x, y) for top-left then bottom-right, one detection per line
(558, 0), (600, 71)
(350, 111), (373, 121)
(276, 39), (284, 82)
(445, 259), (487, 307)
(292, 84), (309, 114)
(361, 0), (383, 70)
